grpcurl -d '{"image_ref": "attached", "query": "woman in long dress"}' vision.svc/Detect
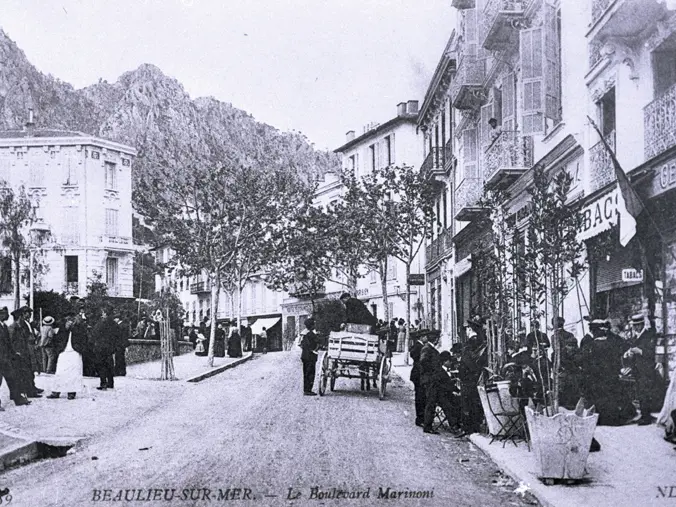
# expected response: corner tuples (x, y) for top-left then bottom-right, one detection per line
(46, 314), (86, 400)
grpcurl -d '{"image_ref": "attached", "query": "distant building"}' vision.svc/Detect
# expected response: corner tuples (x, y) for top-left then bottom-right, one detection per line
(0, 120), (136, 305)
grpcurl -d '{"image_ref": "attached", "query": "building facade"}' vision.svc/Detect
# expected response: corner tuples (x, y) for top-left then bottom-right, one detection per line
(0, 126), (136, 305)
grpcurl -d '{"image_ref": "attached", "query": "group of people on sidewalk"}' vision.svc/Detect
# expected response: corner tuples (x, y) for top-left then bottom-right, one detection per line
(0, 304), (131, 408)
(188, 322), (259, 358)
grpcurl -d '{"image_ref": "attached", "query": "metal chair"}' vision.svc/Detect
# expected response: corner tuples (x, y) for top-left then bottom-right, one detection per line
(484, 384), (525, 448)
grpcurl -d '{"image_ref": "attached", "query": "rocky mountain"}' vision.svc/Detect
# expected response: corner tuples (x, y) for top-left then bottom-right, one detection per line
(0, 28), (339, 195)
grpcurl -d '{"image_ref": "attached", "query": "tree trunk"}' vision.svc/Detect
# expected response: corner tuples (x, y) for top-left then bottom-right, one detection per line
(404, 261), (411, 366)
(237, 282), (243, 331)
(380, 257), (389, 324)
(13, 251), (20, 311)
(207, 272), (220, 367)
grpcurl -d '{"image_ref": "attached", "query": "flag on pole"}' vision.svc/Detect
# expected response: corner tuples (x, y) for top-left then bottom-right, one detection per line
(587, 116), (643, 246)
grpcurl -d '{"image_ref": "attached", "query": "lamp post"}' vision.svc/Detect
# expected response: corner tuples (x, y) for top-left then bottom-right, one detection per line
(28, 224), (50, 311)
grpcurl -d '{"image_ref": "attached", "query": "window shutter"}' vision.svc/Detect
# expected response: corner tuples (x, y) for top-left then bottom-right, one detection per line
(480, 103), (494, 147)
(544, 1), (561, 123)
(465, 9), (477, 44)
(462, 128), (478, 180)
(520, 27), (545, 134)
(503, 72), (516, 132)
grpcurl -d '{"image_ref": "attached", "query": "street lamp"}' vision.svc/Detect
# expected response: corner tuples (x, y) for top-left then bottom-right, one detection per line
(28, 224), (50, 312)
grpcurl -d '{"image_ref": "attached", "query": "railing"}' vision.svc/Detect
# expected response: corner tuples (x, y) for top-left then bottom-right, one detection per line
(63, 282), (79, 295)
(483, 131), (534, 183)
(450, 51), (485, 108)
(190, 281), (209, 294)
(591, 0), (613, 25)
(645, 82), (676, 160)
(426, 228), (453, 267)
(588, 39), (604, 70)
(589, 130), (616, 192)
(452, 0), (475, 8)
(421, 147), (443, 177)
(455, 177), (483, 217)
(444, 138), (455, 172)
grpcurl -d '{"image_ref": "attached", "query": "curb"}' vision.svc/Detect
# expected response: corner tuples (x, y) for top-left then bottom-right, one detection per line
(185, 352), (254, 383)
(469, 434), (555, 507)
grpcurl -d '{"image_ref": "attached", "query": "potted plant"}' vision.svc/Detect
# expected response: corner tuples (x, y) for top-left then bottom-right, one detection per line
(521, 166), (598, 483)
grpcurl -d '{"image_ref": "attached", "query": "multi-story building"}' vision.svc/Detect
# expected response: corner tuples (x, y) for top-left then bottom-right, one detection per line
(0, 120), (136, 305)
(418, 32), (459, 350)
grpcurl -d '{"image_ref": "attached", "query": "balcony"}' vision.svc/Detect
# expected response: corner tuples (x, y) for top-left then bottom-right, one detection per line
(452, 0), (475, 8)
(190, 281), (210, 294)
(589, 130), (616, 192)
(483, 131), (534, 188)
(588, 0), (666, 43)
(645, 82), (676, 160)
(481, 0), (528, 51)
(450, 53), (485, 110)
(444, 138), (456, 174)
(426, 228), (453, 268)
(455, 177), (485, 222)
(63, 282), (79, 296)
(421, 147), (445, 181)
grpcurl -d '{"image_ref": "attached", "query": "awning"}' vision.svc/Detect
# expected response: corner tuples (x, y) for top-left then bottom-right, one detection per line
(251, 317), (281, 335)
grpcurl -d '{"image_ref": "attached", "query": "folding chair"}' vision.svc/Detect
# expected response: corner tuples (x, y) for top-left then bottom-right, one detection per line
(484, 385), (525, 448)
(432, 406), (448, 432)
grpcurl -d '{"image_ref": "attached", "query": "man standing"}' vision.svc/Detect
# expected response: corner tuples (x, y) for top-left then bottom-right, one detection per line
(260, 327), (268, 354)
(112, 316), (129, 376)
(409, 331), (428, 427)
(0, 307), (30, 407)
(625, 314), (658, 425)
(9, 306), (42, 398)
(551, 316), (580, 409)
(419, 333), (457, 434)
(92, 307), (116, 390)
(340, 293), (377, 329)
(300, 318), (319, 396)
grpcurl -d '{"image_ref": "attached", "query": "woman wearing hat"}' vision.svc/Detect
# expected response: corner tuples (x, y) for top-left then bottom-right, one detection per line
(47, 313), (87, 400)
(40, 316), (57, 374)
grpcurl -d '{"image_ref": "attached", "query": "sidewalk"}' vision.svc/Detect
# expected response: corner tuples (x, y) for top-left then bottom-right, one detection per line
(0, 351), (254, 469)
(390, 356), (674, 507)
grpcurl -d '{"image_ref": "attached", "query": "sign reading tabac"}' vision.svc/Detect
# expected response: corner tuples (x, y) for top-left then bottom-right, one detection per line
(622, 269), (643, 283)
(577, 188), (619, 241)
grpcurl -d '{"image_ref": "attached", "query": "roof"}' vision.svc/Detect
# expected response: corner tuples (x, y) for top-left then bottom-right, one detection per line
(334, 114), (418, 154)
(0, 128), (88, 139)
(0, 129), (138, 155)
(418, 31), (457, 129)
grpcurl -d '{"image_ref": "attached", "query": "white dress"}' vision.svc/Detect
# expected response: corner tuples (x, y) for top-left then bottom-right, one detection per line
(50, 332), (84, 394)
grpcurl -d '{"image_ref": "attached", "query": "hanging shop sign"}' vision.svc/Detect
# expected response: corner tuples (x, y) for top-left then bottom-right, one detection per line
(455, 255), (472, 278)
(408, 274), (426, 286)
(621, 269), (643, 283)
(648, 157), (676, 199)
(577, 188), (619, 242)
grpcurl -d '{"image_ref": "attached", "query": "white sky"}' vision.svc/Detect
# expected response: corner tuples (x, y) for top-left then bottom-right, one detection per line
(1, 0), (456, 151)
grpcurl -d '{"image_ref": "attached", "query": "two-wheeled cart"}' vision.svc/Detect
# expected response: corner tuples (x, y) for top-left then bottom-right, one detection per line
(318, 326), (392, 400)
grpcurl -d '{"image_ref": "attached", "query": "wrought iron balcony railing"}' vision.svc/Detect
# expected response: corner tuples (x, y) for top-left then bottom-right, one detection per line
(426, 228), (453, 267)
(455, 177), (485, 221)
(591, 0), (613, 25)
(481, 0), (528, 51)
(483, 130), (534, 187)
(450, 52), (485, 110)
(421, 147), (445, 180)
(190, 281), (210, 294)
(645, 82), (676, 160)
(589, 130), (616, 192)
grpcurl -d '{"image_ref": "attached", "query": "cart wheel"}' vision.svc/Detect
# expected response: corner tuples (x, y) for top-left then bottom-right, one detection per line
(318, 353), (329, 396)
(379, 355), (391, 400)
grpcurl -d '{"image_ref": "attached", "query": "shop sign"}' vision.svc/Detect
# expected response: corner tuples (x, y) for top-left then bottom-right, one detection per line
(649, 158), (676, 199)
(621, 269), (643, 282)
(408, 274), (425, 286)
(455, 255), (472, 277)
(577, 188), (619, 241)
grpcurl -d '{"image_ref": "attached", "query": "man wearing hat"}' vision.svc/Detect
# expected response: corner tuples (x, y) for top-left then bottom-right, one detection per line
(8, 306), (42, 398)
(625, 314), (658, 425)
(0, 307), (30, 407)
(40, 316), (57, 374)
(299, 317), (319, 395)
(552, 317), (581, 409)
(339, 293), (377, 330)
(409, 331), (429, 427)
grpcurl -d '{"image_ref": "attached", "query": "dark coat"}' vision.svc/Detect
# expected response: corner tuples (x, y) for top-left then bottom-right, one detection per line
(0, 321), (18, 370)
(53, 325), (88, 356)
(92, 317), (117, 357)
(409, 340), (424, 384)
(344, 298), (377, 328)
(8, 320), (33, 358)
(419, 343), (445, 387)
(300, 330), (319, 362)
(227, 331), (242, 358)
(114, 322), (130, 353)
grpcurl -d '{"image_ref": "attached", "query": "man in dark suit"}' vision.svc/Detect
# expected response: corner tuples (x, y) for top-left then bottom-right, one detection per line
(419, 333), (457, 434)
(409, 332), (428, 427)
(340, 293), (377, 329)
(0, 307), (30, 407)
(300, 318), (319, 396)
(9, 306), (42, 398)
(626, 314), (659, 425)
(92, 307), (116, 390)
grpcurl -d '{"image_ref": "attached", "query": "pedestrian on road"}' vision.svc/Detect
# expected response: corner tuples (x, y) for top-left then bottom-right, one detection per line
(113, 316), (129, 376)
(92, 307), (116, 390)
(419, 333), (457, 435)
(259, 327), (268, 354)
(47, 312), (87, 400)
(0, 307), (30, 407)
(9, 306), (43, 398)
(409, 331), (428, 427)
(244, 324), (252, 352)
(397, 319), (406, 353)
(300, 318), (319, 396)
(227, 326), (243, 358)
(40, 316), (57, 374)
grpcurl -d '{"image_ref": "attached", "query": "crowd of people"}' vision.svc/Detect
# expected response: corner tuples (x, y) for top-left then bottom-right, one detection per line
(0, 303), (131, 408)
(185, 320), (258, 359)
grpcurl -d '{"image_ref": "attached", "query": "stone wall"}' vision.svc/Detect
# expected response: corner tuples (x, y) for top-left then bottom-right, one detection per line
(125, 340), (194, 365)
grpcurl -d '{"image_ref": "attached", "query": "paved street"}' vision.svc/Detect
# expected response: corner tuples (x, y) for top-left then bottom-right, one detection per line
(0, 351), (534, 507)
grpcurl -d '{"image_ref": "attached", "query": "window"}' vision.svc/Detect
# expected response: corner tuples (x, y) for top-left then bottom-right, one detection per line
(61, 207), (79, 245)
(29, 157), (45, 187)
(105, 208), (119, 237)
(461, 128), (478, 180)
(348, 154), (357, 175)
(65, 256), (79, 284)
(502, 72), (516, 131)
(598, 87), (616, 138)
(105, 162), (117, 190)
(64, 156), (78, 185)
(442, 188), (448, 229)
(653, 46), (676, 97)
(106, 257), (118, 293)
(387, 257), (398, 281)
(371, 304), (378, 319)
(369, 144), (377, 171)
(384, 135), (393, 166)
(0, 157), (10, 185)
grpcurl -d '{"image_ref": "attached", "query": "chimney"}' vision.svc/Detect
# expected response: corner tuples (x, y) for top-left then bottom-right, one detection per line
(24, 107), (35, 136)
(397, 102), (407, 116)
(346, 130), (355, 142)
(406, 100), (419, 114)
